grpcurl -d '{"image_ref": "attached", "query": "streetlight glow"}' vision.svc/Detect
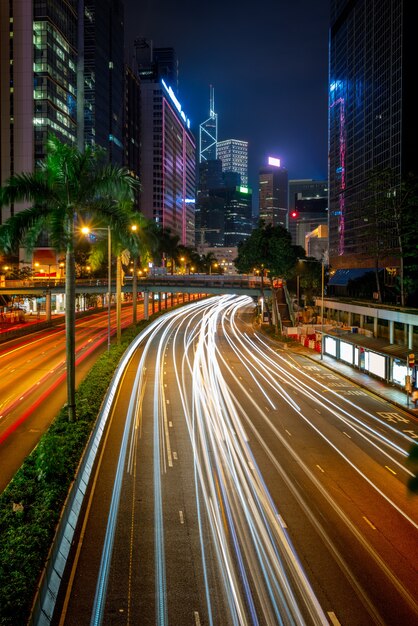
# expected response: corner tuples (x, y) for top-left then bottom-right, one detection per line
(82, 225), (112, 351)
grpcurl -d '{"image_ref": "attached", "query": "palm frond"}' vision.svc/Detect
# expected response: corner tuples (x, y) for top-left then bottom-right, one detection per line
(0, 205), (51, 252)
(1, 171), (56, 206)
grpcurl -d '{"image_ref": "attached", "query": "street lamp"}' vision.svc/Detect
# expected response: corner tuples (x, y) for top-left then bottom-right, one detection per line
(82, 225), (112, 351)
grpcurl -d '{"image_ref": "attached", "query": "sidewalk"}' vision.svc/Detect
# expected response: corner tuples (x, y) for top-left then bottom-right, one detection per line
(289, 341), (418, 418)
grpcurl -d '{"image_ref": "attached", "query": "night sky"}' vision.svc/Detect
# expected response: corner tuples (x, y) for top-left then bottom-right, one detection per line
(124, 0), (330, 199)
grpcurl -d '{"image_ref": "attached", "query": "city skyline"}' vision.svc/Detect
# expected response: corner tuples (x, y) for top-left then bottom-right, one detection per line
(124, 0), (330, 191)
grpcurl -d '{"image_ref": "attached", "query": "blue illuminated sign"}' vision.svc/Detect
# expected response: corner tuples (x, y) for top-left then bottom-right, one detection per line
(161, 79), (191, 129)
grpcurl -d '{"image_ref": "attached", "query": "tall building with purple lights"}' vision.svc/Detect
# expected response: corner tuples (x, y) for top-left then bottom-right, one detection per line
(258, 157), (288, 227)
(140, 79), (196, 246)
(329, 0), (418, 276)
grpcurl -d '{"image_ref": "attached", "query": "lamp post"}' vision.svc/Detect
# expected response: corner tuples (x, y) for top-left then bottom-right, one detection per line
(298, 257), (326, 359)
(82, 225), (112, 351)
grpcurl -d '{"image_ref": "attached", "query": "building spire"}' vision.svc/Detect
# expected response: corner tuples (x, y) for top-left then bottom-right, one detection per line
(199, 85), (218, 162)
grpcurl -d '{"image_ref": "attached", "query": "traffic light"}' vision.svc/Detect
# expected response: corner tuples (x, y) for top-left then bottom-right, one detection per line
(290, 210), (298, 218)
(408, 353), (415, 368)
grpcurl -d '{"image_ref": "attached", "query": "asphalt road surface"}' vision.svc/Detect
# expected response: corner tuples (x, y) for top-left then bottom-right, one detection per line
(0, 301), (151, 491)
(52, 295), (418, 625)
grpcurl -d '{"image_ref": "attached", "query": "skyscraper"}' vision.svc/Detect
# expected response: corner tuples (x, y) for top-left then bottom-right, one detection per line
(199, 86), (217, 163)
(140, 79), (196, 246)
(258, 157), (288, 227)
(217, 139), (248, 186)
(83, 0), (125, 164)
(288, 179), (328, 247)
(328, 0), (418, 273)
(134, 39), (178, 92)
(123, 62), (141, 206)
(0, 0), (78, 223)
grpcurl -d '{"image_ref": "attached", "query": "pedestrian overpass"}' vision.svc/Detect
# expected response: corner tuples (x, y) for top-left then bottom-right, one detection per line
(0, 274), (271, 298)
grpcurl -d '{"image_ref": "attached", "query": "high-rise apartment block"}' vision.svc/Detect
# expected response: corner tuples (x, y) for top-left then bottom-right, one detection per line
(329, 0), (418, 273)
(217, 139), (248, 186)
(258, 158), (288, 227)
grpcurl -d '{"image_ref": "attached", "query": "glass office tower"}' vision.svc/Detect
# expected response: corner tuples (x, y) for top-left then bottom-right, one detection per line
(329, 0), (418, 271)
(217, 139), (248, 186)
(0, 0), (78, 222)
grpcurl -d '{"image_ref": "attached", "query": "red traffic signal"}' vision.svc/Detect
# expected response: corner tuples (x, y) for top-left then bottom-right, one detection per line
(290, 210), (298, 218)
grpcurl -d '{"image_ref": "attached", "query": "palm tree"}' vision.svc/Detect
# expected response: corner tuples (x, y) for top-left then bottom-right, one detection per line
(0, 136), (137, 421)
(87, 212), (158, 333)
(157, 228), (180, 274)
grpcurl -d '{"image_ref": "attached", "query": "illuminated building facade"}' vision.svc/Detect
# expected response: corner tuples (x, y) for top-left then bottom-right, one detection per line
(0, 0), (78, 223)
(217, 139), (248, 185)
(199, 85), (217, 162)
(198, 185), (252, 248)
(258, 157), (288, 227)
(288, 179), (328, 247)
(123, 63), (141, 207)
(83, 0), (124, 164)
(329, 0), (418, 271)
(140, 79), (196, 246)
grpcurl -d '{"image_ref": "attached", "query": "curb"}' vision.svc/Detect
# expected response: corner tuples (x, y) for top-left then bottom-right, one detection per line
(289, 345), (418, 418)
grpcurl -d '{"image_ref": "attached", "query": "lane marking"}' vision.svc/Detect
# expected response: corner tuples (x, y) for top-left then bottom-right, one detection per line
(173, 451), (178, 460)
(278, 514), (287, 529)
(363, 516), (376, 530)
(385, 465), (396, 475)
(285, 429), (292, 436)
(316, 464), (325, 473)
(194, 612), (201, 625)
(327, 612), (342, 625)
(179, 510), (184, 524)
(343, 431), (351, 439)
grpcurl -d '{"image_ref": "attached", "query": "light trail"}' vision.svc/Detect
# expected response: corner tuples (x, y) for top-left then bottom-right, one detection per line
(89, 294), (417, 624)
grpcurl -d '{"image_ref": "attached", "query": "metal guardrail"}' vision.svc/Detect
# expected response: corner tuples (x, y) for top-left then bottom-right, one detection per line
(29, 330), (146, 625)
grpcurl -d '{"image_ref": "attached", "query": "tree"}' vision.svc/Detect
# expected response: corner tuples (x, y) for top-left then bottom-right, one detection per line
(200, 251), (218, 274)
(364, 169), (418, 306)
(156, 228), (180, 274)
(235, 222), (300, 279)
(235, 222), (302, 329)
(0, 136), (137, 421)
(87, 211), (157, 331)
(296, 257), (323, 306)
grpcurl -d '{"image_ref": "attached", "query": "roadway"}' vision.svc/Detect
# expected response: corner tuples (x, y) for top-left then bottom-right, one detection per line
(0, 300), (152, 492)
(53, 295), (418, 626)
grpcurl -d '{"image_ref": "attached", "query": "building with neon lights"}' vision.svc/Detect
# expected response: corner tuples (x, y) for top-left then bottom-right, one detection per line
(217, 139), (248, 185)
(199, 85), (217, 162)
(139, 79), (196, 246)
(329, 1), (418, 278)
(258, 159), (288, 227)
